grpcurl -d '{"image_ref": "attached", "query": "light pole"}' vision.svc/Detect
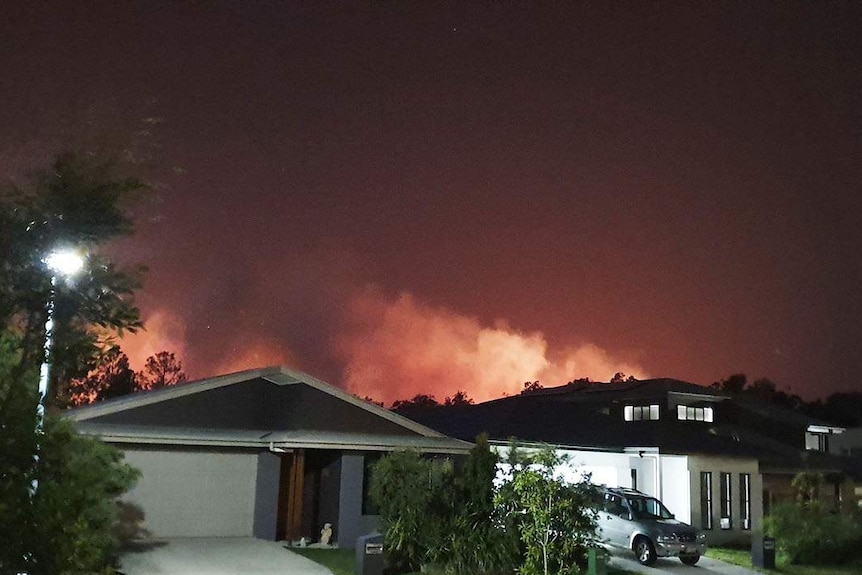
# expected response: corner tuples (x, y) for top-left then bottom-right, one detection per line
(31, 248), (84, 494)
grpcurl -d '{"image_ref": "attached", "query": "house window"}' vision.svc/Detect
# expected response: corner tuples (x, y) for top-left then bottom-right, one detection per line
(739, 473), (751, 530)
(700, 472), (713, 530)
(624, 404), (660, 421)
(805, 431), (828, 452)
(631, 468), (638, 491)
(720, 472), (732, 529)
(676, 405), (714, 422)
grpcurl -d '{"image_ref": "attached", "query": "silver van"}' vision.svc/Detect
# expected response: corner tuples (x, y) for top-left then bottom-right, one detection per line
(596, 487), (706, 566)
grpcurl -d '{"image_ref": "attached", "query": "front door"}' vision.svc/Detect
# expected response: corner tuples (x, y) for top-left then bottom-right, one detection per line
(276, 450), (305, 541)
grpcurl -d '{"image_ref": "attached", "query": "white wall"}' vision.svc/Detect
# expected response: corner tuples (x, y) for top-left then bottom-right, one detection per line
(491, 444), (688, 508)
(122, 447), (258, 537)
(659, 455), (691, 522)
(491, 444), (632, 488)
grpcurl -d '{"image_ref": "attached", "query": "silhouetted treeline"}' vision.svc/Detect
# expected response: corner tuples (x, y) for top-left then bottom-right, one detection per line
(711, 373), (862, 428)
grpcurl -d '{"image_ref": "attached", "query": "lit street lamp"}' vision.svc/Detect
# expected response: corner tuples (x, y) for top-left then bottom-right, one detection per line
(31, 248), (84, 495)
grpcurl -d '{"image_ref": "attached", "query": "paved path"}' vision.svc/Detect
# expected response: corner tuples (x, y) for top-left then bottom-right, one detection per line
(119, 537), (334, 575)
(608, 548), (761, 575)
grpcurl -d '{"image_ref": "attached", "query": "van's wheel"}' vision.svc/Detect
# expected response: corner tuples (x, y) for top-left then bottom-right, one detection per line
(634, 536), (657, 566)
(680, 554), (700, 565)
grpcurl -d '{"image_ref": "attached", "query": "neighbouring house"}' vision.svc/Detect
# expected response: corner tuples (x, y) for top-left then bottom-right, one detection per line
(403, 378), (854, 546)
(67, 366), (471, 548)
(830, 427), (862, 503)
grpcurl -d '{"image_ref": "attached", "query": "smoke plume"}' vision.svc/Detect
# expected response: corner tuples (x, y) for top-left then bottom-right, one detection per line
(337, 290), (647, 405)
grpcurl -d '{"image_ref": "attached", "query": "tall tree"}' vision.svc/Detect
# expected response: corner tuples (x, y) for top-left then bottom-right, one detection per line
(710, 373), (748, 394)
(522, 380), (544, 394)
(68, 347), (137, 405)
(0, 153), (146, 574)
(443, 390), (473, 406)
(711, 373), (804, 410)
(0, 153), (147, 405)
(138, 350), (186, 390)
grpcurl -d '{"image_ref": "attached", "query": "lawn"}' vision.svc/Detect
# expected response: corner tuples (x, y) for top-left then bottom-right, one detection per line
(706, 546), (862, 575)
(291, 548), (355, 575)
(292, 547), (636, 575)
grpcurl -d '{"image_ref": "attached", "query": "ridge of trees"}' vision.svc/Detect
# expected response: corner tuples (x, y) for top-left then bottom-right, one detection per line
(391, 390), (474, 412)
(711, 373), (862, 428)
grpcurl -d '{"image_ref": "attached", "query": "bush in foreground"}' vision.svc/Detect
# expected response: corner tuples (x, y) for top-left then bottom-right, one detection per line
(765, 472), (862, 565)
(1, 369), (140, 574)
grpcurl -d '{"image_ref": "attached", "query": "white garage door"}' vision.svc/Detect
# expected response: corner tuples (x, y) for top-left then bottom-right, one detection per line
(121, 447), (259, 537)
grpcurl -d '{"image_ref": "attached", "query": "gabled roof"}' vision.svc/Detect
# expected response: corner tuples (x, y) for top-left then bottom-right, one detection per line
(405, 378), (851, 468)
(68, 366), (471, 454)
(410, 397), (774, 458)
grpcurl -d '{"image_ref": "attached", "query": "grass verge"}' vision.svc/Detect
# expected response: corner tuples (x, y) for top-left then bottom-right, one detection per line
(291, 547), (636, 575)
(291, 547), (355, 575)
(706, 546), (862, 575)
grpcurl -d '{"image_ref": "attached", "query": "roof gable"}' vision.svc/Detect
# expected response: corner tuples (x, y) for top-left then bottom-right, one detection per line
(69, 366), (446, 439)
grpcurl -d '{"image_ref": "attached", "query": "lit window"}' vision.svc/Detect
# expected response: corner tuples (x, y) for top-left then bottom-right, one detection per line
(700, 472), (713, 530)
(805, 432), (828, 451)
(677, 405), (714, 422)
(720, 472), (732, 529)
(624, 404), (660, 421)
(739, 473), (751, 530)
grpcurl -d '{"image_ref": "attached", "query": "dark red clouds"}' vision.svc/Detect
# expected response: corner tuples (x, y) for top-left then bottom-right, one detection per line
(3, 2), (861, 400)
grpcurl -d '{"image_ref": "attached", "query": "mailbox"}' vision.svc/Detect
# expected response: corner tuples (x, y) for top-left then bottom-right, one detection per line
(355, 532), (385, 575)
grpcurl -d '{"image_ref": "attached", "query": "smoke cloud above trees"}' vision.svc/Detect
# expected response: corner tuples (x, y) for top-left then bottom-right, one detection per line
(122, 287), (647, 405)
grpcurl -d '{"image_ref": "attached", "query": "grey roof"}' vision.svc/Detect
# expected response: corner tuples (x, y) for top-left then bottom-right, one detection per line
(516, 378), (730, 402)
(405, 378), (852, 472)
(68, 366), (472, 454)
(76, 423), (470, 453)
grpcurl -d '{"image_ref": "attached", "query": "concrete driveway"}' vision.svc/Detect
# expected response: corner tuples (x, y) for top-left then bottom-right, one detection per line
(607, 547), (760, 575)
(118, 538), (334, 575)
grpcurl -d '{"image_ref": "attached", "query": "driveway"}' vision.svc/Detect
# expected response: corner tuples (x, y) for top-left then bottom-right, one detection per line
(119, 538), (334, 575)
(607, 547), (760, 575)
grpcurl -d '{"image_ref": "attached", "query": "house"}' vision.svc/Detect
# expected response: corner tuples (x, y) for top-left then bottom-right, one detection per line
(404, 378), (853, 545)
(829, 427), (862, 503)
(67, 366), (471, 548)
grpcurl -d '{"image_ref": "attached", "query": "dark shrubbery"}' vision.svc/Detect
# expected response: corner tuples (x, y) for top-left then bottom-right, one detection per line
(764, 472), (862, 565)
(0, 413), (141, 575)
(1, 360), (140, 574)
(369, 436), (513, 574)
(370, 437), (599, 575)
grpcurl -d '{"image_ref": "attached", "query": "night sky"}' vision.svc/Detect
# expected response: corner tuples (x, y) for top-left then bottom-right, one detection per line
(3, 2), (861, 403)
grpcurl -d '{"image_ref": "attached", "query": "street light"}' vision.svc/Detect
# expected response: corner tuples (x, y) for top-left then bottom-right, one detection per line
(31, 248), (84, 495)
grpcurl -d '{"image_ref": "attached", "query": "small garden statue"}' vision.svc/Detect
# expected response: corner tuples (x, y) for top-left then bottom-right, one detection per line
(320, 522), (333, 546)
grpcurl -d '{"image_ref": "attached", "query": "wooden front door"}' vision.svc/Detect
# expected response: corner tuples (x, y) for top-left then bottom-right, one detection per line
(276, 450), (305, 541)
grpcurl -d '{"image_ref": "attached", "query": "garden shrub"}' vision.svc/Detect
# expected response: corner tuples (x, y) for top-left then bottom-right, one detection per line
(370, 436), (515, 575)
(437, 435), (515, 575)
(370, 439), (600, 575)
(369, 449), (452, 572)
(494, 445), (600, 575)
(764, 472), (862, 565)
(1, 362), (141, 574)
